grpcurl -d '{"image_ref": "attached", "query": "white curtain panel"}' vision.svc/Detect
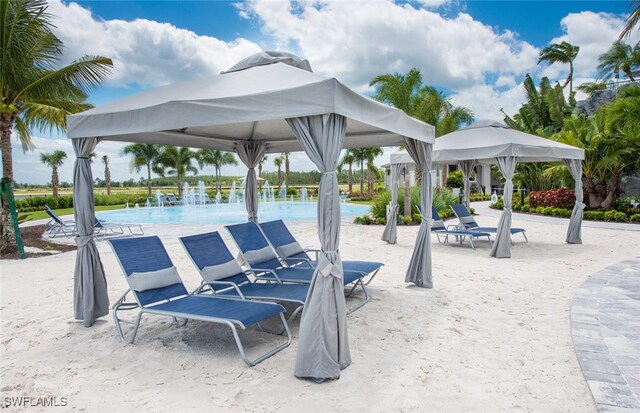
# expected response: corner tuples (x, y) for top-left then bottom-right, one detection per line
(381, 163), (403, 244)
(490, 156), (517, 258)
(237, 141), (267, 222)
(563, 158), (584, 244)
(403, 138), (433, 288)
(72, 138), (109, 327)
(287, 114), (351, 382)
(459, 159), (477, 208)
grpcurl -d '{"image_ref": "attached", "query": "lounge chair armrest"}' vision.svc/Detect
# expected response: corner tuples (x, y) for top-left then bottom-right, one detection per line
(304, 247), (320, 260)
(248, 268), (283, 284)
(204, 280), (246, 299)
(283, 257), (315, 269)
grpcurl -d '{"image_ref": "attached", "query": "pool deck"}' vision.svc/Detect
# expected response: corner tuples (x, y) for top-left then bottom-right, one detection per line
(571, 257), (640, 412)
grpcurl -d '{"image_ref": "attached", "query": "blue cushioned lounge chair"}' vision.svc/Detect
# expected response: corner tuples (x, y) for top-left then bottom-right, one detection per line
(108, 236), (291, 366)
(431, 206), (493, 249)
(94, 217), (144, 239)
(44, 205), (76, 238)
(180, 231), (308, 322)
(450, 203), (528, 242)
(167, 193), (181, 206)
(225, 222), (369, 313)
(259, 219), (384, 285)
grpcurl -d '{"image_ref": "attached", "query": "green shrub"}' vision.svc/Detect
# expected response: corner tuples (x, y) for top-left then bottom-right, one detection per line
(375, 217), (386, 225)
(584, 210), (604, 220)
(603, 210), (627, 222)
(614, 196), (640, 212)
(630, 213), (640, 222)
(412, 213), (422, 223)
(402, 215), (412, 225)
(446, 170), (464, 188)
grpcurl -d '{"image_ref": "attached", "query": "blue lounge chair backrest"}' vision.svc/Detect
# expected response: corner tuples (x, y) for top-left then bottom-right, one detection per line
(44, 205), (64, 225)
(109, 236), (188, 306)
(225, 222), (283, 269)
(159, 194), (167, 204)
(450, 204), (478, 228)
(168, 194), (178, 202)
(259, 220), (312, 261)
(431, 206), (447, 231)
(180, 232), (249, 287)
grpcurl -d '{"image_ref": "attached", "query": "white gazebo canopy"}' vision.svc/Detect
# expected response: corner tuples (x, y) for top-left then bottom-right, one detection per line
(431, 120), (584, 164)
(432, 120), (585, 258)
(66, 51), (435, 382)
(68, 61), (430, 151)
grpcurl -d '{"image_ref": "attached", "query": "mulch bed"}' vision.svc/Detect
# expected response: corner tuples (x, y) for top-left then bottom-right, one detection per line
(0, 225), (77, 260)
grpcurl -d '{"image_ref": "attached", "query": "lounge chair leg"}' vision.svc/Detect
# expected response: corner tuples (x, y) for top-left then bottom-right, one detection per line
(469, 237), (475, 249)
(127, 311), (145, 344)
(347, 279), (369, 314)
(227, 314), (292, 367)
(364, 268), (381, 286)
(522, 232), (528, 243)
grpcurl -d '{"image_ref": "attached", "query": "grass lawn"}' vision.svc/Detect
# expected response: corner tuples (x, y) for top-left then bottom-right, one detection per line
(348, 199), (374, 206)
(20, 204), (126, 222)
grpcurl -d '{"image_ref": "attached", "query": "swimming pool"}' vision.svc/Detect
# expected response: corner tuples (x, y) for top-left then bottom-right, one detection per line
(98, 202), (370, 224)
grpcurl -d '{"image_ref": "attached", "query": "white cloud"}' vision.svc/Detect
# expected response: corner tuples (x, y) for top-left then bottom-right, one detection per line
(542, 11), (640, 83)
(47, 0), (263, 87)
(242, 0), (539, 92)
(450, 83), (525, 122)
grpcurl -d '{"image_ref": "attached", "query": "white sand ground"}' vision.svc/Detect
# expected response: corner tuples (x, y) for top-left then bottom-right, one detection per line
(1, 209), (639, 412)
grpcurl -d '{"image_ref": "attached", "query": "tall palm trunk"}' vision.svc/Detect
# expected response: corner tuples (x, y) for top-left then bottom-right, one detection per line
(277, 167), (282, 185)
(404, 171), (411, 217)
(359, 160), (364, 200)
(440, 162), (448, 187)
(52, 166), (60, 198)
(348, 164), (353, 194)
(0, 116), (18, 253)
(104, 164), (111, 195)
(415, 165), (422, 186)
(285, 155), (290, 188)
(1, 116), (16, 184)
(146, 164), (152, 198)
(367, 167), (374, 198)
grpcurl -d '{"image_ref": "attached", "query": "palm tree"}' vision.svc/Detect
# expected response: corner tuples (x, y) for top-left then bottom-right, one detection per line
(413, 85), (474, 186)
(348, 148), (368, 199)
(40, 150), (67, 198)
(101, 155), (111, 195)
(620, 0), (640, 39)
(283, 152), (290, 189)
(258, 155), (268, 178)
(122, 143), (160, 198)
(370, 68), (423, 114)
(154, 146), (198, 196)
(338, 151), (356, 194)
(195, 149), (237, 191)
(597, 40), (640, 81)
(365, 148), (383, 198)
(0, 0), (112, 250)
(538, 41), (580, 94)
(273, 155), (284, 185)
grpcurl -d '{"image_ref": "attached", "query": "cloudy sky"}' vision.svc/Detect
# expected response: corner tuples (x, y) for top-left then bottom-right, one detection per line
(8, 0), (638, 185)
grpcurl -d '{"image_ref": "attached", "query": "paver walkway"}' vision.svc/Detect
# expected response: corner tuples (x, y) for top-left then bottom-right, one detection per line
(571, 257), (640, 412)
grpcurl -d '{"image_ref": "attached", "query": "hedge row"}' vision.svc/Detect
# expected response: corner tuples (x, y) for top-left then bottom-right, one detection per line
(529, 188), (575, 209)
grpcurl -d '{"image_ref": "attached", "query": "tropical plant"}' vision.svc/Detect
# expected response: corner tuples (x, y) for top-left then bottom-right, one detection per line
(538, 41), (580, 94)
(550, 103), (640, 209)
(597, 40), (640, 81)
(338, 151), (356, 194)
(258, 155), (268, 178)
(576, 81), (607, 95)
(273, 155), (284, 185)
(347, 148), (368, 199)
(0, 0), (112, 251)
(102, 155), (111, 195)
(369, 68), (423, 114)
(195, 149), (237, 191)
(39, 150), (67, 198)
(502, 75), (574, 135)
(283, 152), (290, 189)
(365, 148), (383, 198)
(154, 146), (198, 196)
(620, 0), (640, 40)
(122, 143), (161, 198)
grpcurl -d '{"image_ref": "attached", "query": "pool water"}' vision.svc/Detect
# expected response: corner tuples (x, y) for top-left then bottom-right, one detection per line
(98, 202), (370, 224)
